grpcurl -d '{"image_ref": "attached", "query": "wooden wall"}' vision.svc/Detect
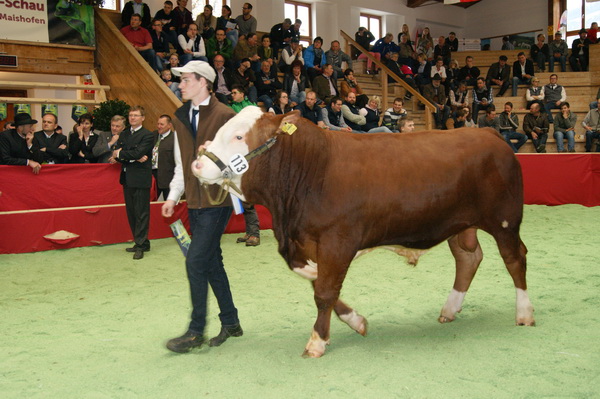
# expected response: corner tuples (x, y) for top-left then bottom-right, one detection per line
(0, 40), (94, 75)
(95, 9), (181, 131)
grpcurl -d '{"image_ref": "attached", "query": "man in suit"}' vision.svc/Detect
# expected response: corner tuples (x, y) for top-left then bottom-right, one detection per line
(162, 60), (243, 353)
(113, 105), (155, 260)
(93, 115), (127, 163)
(512, 52), (535, 96)
(152, 114), (176, 200)
(485, 55), (511, 97)
(33, 113), (69, 164)
(0, 113), (42, 174)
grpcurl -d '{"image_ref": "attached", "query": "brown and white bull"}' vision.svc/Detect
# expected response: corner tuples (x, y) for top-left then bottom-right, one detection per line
(192, 106), (535, 358)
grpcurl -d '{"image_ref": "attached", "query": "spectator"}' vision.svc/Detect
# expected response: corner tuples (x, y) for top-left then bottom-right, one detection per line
(195, 4), (216, 40)
(283, 60), (308, 107)
(525, 77), (544, 110)
(304, 36), (327, 83)
(235, 2), (257, 40)
(0, 113), (41, 173)
(291, 19), (302, 42)
(355, 26), (376, 58)
(325, 40), (353, 81)
(383, 97), (408, 132)
(360, 96), (391, 132)
(463, 106), (476, 128)
(154, 0), (177, 47)
(446, 58), (460, 92)
(570, 28), (591, 72)
(229, 85), (256, 113)
(121, 0), (151, 30)
(548, 32), (568, 73)
(498, 102), (527, 153)
(172, 0), (192, 35)
(543, 74), (567, 124)
(161, 69), (181, 99)
(554, 102), (577, 152)
(229, 58), (257, 103)
(340, 68), (369, 109)
(478, 105), (500, 131)
(69, 113), (99, 163)
(152, 114), (176, 200)
(433, 36), (451, 66)
(205, 28), (233, 67)
(93, 115), (126, 163)
(150, 18), (170, 71)
(398, 24), (414, 51)
(121, 14), (158, 72)
(530, 34), (550, 73)
(233, 32), (260, 72)
(445, 32), (459, 53)
(413, 53), (431, 89)
(322, 96), (353, 132)
(177, 23), (208, 65)
(512, 51), (534, 97)
(268, 90), (292, 115)
(523, 102), (550, 153)
(216, 5), (238, 49)
(582, 97), (600, 152)
(279, 37), (304, 73)
(446, 107), (469, 130)
(501, 36), (514, 50)
(257, 34), (275, 67)
(312, 64), (338, 104)
(33, 113), (69, 164)
(430, 56), (447, 84)
(415, 27), (433, 56)
(398, 33), (416, 71)
(457, 55), (480, 87)
(588, 22), (599, 44)
(295, 91), (327, 129)
(399, 119), (415, 133)
(589, 87), (600, 110)
(255, 60), (282, 109)
(386, 52), (418, 99)
(485, 55), (510, 97)
(449, 80), (470, 112)
(167, 53), (181, 71)
(422, 74), (450, 129)
(269, 18), (293, 58)
(372, 33), (400, 61)
(472, 77), (493, 124)
(212, 54), (233, 104)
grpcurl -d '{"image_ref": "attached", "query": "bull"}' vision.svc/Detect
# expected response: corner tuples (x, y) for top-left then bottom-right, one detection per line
(192, 106), (535, 358)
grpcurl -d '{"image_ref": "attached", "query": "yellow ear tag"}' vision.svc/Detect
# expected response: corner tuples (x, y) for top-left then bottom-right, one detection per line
(282, 122), (297, 135)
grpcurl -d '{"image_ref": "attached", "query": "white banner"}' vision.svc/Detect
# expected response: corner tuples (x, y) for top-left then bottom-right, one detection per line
(0, 0), (49, 43)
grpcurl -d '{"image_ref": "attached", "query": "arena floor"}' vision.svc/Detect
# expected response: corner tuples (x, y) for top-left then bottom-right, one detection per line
(1, 204), (598, 398)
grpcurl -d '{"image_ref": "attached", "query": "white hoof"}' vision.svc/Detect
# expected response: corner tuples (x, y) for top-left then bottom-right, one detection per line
(339, 310), (368, 336)
(302, 329), (329, 358)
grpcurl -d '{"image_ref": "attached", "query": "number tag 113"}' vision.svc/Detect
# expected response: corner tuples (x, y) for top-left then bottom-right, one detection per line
(229, 153), (249, 175)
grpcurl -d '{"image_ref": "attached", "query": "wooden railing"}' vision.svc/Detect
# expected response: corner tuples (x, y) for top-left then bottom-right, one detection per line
(340, 30), (436, 130)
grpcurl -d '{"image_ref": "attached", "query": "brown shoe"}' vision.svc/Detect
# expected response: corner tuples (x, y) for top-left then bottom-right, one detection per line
(245, 236), (260, 246)
(236, 234), (250, 243)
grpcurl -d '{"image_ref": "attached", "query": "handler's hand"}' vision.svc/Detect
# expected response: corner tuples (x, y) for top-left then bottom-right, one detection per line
(162, 199), (176, 218)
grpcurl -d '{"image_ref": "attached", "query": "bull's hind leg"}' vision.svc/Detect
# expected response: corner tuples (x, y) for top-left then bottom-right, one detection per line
(334, 299), (368, 336)
(440, 228), (483, 323)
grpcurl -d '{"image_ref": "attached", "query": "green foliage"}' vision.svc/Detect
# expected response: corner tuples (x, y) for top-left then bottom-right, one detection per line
(92, 99), (130, 131)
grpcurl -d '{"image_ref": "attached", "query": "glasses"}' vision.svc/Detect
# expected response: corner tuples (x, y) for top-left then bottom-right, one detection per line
(242, 7), (250, 9)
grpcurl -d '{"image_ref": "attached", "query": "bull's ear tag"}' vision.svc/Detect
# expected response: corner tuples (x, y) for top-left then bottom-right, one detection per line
(282, 122), (297, 135)
(229, 153), (249, 175)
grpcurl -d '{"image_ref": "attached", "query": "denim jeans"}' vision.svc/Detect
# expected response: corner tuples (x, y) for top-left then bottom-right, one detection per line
(544, 102), (560, 124)
(548, 55), (566, 72)
(534, 52), (547, 71)
(289, 90), (306, 106)
(180, 54), (209, 66)
(526, 132), (548, 152)
(258, 94), (274, 110)
(553, 129), (575, 152)
(186, 206), (239, 333)
(139, 48), (158, 71)
(585, 130), (600, 152)
(512, 76), (531, 96)
(502, 130), (527, 153)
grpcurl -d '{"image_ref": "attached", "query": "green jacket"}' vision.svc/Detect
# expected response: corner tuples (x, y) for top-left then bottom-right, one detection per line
(230, 98), (256, 113)
(205, 37), (233, 61)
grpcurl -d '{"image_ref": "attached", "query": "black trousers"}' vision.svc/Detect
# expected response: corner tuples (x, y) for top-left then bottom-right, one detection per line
(123, 186), (151, 250)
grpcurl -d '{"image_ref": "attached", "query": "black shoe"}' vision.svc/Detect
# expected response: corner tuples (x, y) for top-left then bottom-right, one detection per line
(126, 246), (150, 253)
(536, 144), (546, 153)
(208, 324), (243, 347)
(166, 330), (205, 353)
(133, 249), (144, 260)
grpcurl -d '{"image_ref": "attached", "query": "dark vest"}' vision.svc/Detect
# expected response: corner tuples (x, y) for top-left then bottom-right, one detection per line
(344, 102), (363, 131)
(326, 106), (343, 127)
(544, 84), (563, 104)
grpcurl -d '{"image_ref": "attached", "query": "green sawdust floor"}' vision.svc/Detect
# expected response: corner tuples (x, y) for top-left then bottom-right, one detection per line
(1, 204), (599, 398)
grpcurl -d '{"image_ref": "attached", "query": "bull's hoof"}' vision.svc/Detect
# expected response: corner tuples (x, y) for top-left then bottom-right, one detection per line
(302, 330), (329, 358)
(302, 348), (324, 358)
(516, 320), (536, 326)
(357, 318), (368, 337)
(438, 315), (455, 324)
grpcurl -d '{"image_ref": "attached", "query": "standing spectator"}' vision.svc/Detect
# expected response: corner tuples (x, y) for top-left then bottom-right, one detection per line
(415, 27), (433, 56)
(582, 97), (600, 152)
(269, 18), (293, 58)
(501, 36), (514, 50)
(216, 5), (238, 49)
(291, 19), (302, 42)
(457, 56), (480, 87)
(472, 77), (494, 124)
(422, 74), (450, 129)
(0, 113), (41, 173)
(33, 113), (69, 164)
(445, 32), (459, 53)
(485, 55), (510, 97)
(355, 26), (376, 58)
(150, 18), (170, 71)
(570, 29), (591, 72)
(340, 68), (368, 109)
(548, 32), (568, 73)
(543, 74), (567, 124)
(498, 102), (527, 153)
(526, 77), (544, 110)
(152, 114), (176, 200)
(255, 60), (282, 109)
(121, 14), (158, 71)
(205, 28), (233, 67)
(304, 36), (327, 83)
(283, 60), (308, 107)
(235, 3), (257, 40)
(383, 97), (408, 132)
(512, 52), (534, 97)
(121, 0), (151, 30)
(69, 113), (99, 163)
(93, 115), (126, 163)
(321, 96), (353, 132)
(195, 4), (216, 40)
(554, 102), (577, 152)
(172, 0), (193, 35)
(523, 102), (550, 153)
(269, 90), (292, 115)
(154, 0), (177, 47)
(279, 38), (304, 73)
(326, 40), (353, 81)
(178, 23), (208, 65)
(530, 34), (550, 73)
(587, 22), (599, 44)
(433, 36), (451, 66)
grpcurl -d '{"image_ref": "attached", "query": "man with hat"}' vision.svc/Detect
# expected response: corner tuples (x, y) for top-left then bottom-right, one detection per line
(548, 32), (568, 72)
(279, 37), (304, 73)
(570, 28), (591, 72)
(161, 61), (243, 353)
(422, 73), (450, 129)
(0, 113), (42, 174)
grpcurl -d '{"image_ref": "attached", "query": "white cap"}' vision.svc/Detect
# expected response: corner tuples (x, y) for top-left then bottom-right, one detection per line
(171, 61), (216, 83)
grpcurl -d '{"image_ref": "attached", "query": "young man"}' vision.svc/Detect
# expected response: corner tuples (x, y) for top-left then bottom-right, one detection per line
(33, 113), (69, 164)
(472, 77), (493, 124)
(553, 102), (577, 153)
(399, 119), (415, 133)
(120, 14), (158, 71)
(382, 97), (408, 133)
(498, 102), (527, 153)
(485, 55), (510, 97)
(478, 105), (500, 132)
(543, 74), (567, 124)
(163, 61), (242, 352)
(582, 97), (600, 152)
(512, 52), (535, 97)
(321, 96), (353, 132)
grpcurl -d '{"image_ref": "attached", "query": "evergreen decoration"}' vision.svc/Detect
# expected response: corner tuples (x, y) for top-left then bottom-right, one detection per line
(92, 99), (130, 131)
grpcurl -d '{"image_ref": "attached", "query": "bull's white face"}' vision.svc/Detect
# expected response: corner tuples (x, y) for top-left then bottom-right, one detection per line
(192, 106), (264, 192)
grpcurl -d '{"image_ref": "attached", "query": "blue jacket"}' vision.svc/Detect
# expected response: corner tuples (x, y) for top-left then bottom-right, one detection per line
(303, 45), (327, 68)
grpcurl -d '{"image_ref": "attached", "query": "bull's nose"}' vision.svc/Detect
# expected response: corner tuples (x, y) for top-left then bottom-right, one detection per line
(192, 159), (204, 171)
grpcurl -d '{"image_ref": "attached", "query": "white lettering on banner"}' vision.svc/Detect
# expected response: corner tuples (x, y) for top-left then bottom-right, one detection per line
(0, 0), (48, 42)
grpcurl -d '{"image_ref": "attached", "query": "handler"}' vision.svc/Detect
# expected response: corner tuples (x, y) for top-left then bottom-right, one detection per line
(161, 61), (243, 353)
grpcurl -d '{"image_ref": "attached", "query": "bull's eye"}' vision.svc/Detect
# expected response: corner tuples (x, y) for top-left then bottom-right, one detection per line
(235, 136), (243, 141)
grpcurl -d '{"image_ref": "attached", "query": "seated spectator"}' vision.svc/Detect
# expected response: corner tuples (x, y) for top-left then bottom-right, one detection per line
(430, 56), (447, 84)
(177, 23), (208, 65)
(433, 36), (451, 66)
(340, 68), (368, 109)
(554, 102), (577, 152)
(383, 97), (408, 132)
(312, 64), (338, 105)
(457, 56), (480, 87)
(548, 32), (568, 73)
(283, 60), (308, 107)
(325, 40), (352, 81)
(304, 37), (327, 83)
(570, 29), (591, 72)
(397, 33), (416, 71)
(172, 0), (193, 35)
(399, 118), (415, 133)
(216, 5), (238, 49)
(501, 36), (514, 50)
(341, 92), (368, 132)
(230, 58), (257, 103)
(150, 18), (170, 71)
(294, 91), (327, 129)
(122, 0), (151, 29)
(269, 90), (292, 115)
(512, 52), (534, 97)
(195, 4), (216, 40)
(93, 115), (126, 163)
(472, 77), (494, 124)
(543, 73), (567, 124)
(445, 32), (459, 54)
(422, 74), (450, 129)
(167, 53), (181, 71)
(420, 40), (434, 63)
(229, 85), (256, 113)
(525, 77), (544, 110)
(588, 22), (598, 44)
(372, 33), (400, 61)
(413, 53), (431, 89)
(233, 32), (261, 72)
(415, 27), (433, 56)
(385, 52), (418, 99)
(235, 2), (257, 40)
(463, 106), (476, 128)
(589, 87), (600, 110)
(322, 96), (353, 132)
(257, 35), (276, 70)
(212, 54), (233, 104)
(269, 18), (293, 58)
(0, 113), (42, 173)
(161, 69), (181, 99)
(33, 113), (69, 164)
(279, 38), (304, 73)
(154, 0), (178, 47)
(449, 80), (470, 112)
(205, 28), (233, 67)
(530, 34), (550, 73)
(359, 96), (391, 133)
(121, 14), (158, 71)
(582, 97), (600, 152)
(485, 55), (510, 97)
(355, 26), (376, 59)
(445, 107), (469, 130)
(255, 60), (282, 109)
(445, 58), (460, 92)
(478, 105), (500, 131)
(523, 102), (550, 153)
(498, 102), (527, 153)
(69, 113), (99, 163)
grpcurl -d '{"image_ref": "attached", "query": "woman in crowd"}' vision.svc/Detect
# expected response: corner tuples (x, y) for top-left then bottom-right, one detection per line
(69, 113), (99, 163)
(340, 68), (369, 109)
(195, 4), (217, 40)
(360, 95), (392, 133)
(530, 34), (549, 72)
(283, 60), (309, 107)
(398, 24), (414, 50)
(416, 27), (433, 56)
(355, 26), (376, 60)
(269, 90), (292, 115)
(216, 5), (238, 48)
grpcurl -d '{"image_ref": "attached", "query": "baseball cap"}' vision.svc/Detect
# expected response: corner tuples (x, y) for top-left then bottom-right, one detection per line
(171, 60), (216, 83)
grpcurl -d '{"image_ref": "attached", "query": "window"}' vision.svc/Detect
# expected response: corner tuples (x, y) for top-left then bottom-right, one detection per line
(100, 0), (118, 11)
(285, 0), (312, 46)
(566, 0), (600, 46)
(359, 13), (382, 41)
(192, 0), (228, 20)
